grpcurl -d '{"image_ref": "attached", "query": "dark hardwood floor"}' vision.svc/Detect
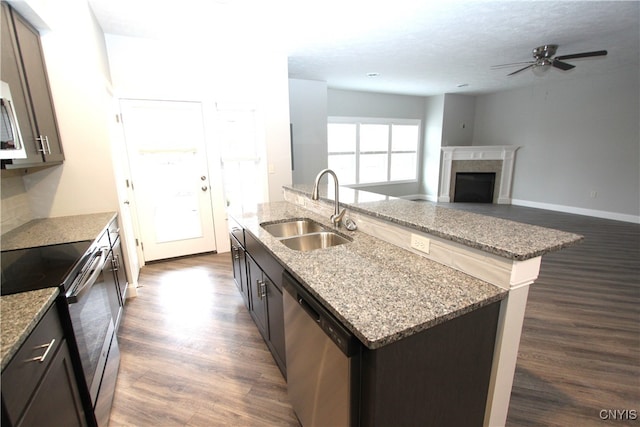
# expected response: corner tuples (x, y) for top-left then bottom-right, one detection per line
(109, 204), (639, 426)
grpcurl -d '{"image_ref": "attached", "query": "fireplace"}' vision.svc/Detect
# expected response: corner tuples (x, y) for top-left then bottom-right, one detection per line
(439, 146), (520, 204)
(454, 172), (496, 203)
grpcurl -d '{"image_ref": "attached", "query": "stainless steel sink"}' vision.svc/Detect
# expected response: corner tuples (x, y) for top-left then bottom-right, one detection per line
(261, 218), (352, 251)
(279, 232), (351, 252)
(261, 219), (327, 238)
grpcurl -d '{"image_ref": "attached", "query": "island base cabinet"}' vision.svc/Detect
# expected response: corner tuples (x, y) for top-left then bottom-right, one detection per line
(359, 301), (501, 427)
(247, 254), (269, 340)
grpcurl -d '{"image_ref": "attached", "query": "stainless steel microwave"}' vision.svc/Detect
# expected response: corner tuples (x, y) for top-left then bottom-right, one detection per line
(0, 80), (27, 159)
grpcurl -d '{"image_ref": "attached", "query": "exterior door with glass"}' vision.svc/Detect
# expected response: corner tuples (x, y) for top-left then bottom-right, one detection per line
(120, 99), (216, 261)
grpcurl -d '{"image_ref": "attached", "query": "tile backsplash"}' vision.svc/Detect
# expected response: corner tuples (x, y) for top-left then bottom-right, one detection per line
(1, 171), (33, 234)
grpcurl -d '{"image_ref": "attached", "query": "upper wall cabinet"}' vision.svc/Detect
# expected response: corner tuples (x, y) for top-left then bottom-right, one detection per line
(1, 2), (64, 169)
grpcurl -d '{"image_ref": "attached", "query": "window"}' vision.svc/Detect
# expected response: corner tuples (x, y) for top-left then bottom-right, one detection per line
(327, 118), (420, 185)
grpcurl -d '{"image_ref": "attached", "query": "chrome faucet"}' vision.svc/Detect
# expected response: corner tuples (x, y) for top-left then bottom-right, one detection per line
(312, 169), (346, 226)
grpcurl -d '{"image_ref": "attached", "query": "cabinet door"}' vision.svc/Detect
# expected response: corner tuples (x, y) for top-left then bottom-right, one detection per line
(11, 8), (63, 164)
(246, 255), (268, 339)
(267, 280), (286, 374)
(17, 342), (87, 427)
(0, 4), (38, 164)
(230, 236), (249, 309)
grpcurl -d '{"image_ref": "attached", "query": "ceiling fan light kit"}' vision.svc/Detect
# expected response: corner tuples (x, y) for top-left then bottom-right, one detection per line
(493, 44), (608, 77)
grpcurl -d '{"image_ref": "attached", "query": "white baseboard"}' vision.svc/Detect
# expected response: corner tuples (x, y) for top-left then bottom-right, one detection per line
(511, 199), (640, 224)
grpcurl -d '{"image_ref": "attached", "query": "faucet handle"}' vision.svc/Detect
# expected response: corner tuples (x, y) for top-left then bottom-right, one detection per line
(331, 208), (347, 226)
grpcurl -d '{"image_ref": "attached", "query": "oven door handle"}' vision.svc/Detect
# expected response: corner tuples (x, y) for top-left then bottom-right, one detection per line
(66, 247), (109, 304)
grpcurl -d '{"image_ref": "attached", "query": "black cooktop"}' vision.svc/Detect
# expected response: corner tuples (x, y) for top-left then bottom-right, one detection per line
(1, 241), (93, 296)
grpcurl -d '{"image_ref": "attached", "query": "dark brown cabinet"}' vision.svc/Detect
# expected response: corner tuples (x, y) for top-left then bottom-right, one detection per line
(0, 2), (64, 169)
(228, 221), (287, 377)
(1, 303), (87, 427)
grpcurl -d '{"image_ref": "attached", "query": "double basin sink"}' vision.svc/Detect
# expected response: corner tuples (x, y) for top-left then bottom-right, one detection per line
(261, 218), (351, 252)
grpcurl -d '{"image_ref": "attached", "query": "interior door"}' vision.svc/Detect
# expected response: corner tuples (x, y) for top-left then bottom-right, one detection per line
(120, 99), (216, 261)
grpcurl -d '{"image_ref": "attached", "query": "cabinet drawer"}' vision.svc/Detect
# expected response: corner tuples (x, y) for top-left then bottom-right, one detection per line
(2, 303), (64, 425)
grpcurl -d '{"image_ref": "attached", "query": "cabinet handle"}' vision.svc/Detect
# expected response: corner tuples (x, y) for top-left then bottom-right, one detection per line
(26, 339), (56, 363)
(257, 279), (266, 300)
(36, 136), (46, 153)
(44, 135), (51, 154)
(36, 135), (52, 154)
(232, 246), (240, 259)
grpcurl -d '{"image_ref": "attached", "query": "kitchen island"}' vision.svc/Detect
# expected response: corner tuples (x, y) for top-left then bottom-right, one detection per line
(230, 185), (582, 426)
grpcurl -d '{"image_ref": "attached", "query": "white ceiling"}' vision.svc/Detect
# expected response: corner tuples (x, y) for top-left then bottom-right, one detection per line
(88, 0), (639, 97)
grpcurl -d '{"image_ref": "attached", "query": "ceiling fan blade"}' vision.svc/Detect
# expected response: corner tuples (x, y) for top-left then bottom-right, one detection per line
(491, 61), (534, 69)
(555, 50), (608, 61)
(507, 64), (534, 76)
(551, 59), (576, 71)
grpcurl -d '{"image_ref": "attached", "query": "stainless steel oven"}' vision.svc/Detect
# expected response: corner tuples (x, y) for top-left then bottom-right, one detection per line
(65, 242), (121, 427)
(1, 236), (122, 427)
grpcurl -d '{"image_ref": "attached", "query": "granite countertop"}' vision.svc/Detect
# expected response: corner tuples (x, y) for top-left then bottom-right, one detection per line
(232, 201), (507, 349)
(285, 185), (583, 261)
(1, 212), (116, 251)
(1, 288), (59, 371)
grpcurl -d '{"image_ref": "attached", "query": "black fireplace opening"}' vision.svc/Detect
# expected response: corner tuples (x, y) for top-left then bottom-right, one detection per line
(454, 172), (496, 203)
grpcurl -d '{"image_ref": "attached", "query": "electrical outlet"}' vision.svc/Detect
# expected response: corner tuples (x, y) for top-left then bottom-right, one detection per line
(410, 233), (430, 254)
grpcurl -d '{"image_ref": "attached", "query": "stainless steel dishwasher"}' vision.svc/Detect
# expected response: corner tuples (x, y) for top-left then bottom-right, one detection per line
(282, 272), (360, 427)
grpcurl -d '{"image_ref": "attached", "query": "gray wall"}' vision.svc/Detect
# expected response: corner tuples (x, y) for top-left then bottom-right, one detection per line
(328, 88), (426, 119)
(421, 95), (445, 199)
(473, 66), (639, 220)
(288, 79), (328, 185)
(442, 94), (476, 147)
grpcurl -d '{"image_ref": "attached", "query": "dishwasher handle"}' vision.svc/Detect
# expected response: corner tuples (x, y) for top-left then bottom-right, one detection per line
(298, 296), (320, 323)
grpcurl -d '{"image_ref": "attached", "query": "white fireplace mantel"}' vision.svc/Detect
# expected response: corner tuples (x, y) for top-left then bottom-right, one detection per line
(439, 145), (520, 204)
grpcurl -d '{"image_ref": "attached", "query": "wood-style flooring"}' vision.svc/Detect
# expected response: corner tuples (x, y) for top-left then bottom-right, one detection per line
(108, 255), (298, 426)
(109, 204), (639, 427)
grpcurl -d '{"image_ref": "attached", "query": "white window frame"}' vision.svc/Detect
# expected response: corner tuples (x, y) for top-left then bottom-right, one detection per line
(327, 116), (421, 186)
